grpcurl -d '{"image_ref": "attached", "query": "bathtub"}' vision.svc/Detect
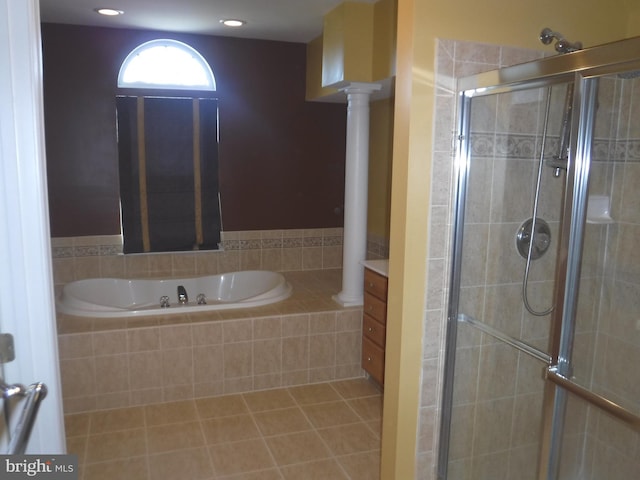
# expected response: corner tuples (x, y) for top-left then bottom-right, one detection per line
(56, 270), (292, 318)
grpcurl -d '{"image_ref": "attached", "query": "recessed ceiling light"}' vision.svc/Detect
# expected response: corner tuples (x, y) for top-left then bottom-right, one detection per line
(220, 19), (246, 27)
(95, 8), (124, 16)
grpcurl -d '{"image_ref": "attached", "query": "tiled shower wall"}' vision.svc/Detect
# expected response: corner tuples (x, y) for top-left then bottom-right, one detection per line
(420, 40), (640, 479)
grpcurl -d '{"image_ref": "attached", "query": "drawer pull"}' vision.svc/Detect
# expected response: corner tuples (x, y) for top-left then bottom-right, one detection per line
(367, 356), (372, 362)
(368, 327), (375, 333)
(368, 282), (374, 288)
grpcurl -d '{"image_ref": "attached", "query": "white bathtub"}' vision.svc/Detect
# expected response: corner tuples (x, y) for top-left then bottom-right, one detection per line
(56, 270), (292, 318)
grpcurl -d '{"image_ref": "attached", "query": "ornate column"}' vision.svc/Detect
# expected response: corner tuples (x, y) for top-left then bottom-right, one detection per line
(333, 82), (381, 307)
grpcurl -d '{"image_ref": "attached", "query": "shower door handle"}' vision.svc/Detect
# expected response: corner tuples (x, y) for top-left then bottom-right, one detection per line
(1, 380), (48, 454)
(545, 366), (640, 431)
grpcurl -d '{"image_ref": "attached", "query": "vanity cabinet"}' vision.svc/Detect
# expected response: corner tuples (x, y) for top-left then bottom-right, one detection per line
(361, 267), (388, 385)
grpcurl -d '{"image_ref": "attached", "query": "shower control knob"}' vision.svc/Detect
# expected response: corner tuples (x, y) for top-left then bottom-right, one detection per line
(516, 217), (552, 260)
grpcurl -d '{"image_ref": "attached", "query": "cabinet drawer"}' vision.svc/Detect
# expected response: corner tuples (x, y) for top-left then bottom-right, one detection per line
(361, 336), (385, 384)
(363, 292), (387, 324)
(364, 268), (388, 301)
(363, 314), (386, 348)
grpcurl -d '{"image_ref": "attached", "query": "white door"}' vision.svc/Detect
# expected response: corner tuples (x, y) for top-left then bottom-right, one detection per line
(0, 0), (65, 453)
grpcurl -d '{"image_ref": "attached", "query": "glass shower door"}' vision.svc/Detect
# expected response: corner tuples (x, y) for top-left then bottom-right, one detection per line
(443, 81), (572, 480)
(554, 70), (640, 480)
(440, 37), (640, 480)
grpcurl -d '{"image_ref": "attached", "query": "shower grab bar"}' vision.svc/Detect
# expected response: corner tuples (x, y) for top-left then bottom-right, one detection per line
(458, 314), (551, 364)
(546, 367), (640, 432)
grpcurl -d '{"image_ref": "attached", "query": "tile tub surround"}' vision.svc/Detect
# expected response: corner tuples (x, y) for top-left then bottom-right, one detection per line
(58, 270), (366, 414)
(66, 378), (383, 480)
(51, 229), (345, 289)
(51, 228), (389, 289)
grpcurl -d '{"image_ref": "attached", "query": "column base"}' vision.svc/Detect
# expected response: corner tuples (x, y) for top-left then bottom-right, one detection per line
(332, 292), (364, 307)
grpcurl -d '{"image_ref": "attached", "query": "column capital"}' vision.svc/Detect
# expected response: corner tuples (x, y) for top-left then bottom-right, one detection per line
(339, 82), (383, 96)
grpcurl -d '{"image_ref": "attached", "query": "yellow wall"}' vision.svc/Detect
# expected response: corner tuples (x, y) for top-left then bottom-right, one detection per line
(382, 0), (633, 479)
(322, 2), (375, 87)
(368, 97), (394, 238)
(305, 35), (339, 100)
(372, 0), (397, 80)
(307, 0), (397, 96)
(626, 0), (640, 36)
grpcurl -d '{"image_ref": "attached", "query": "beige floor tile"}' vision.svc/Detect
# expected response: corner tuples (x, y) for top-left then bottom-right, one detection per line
(89, 406), (145, 433)
(367, 418), (382, 438)
(144, 399), (198, 426)
(301, 400), (361, 428)
(201, 414), (261, 444)
(253, 407), (313, 436)
(83, 456), (149, 480)
(317, 423), (381, 456)
(331, 378), (382, 399)
(336, 451), (382, 480)
(218, 469), (284, 480)
(265, 431), (331, 466)
(242, 388), (296, 412)
(65, 436), (87, 465)
(85, 428), (147, 463)
(287, 383), (342, 405)
(146, 420), (205, 453)
(209, 438), (276, 476)
(148, 447), (213, 480)
(347, 396), (383, 422)
(68, 380), (383, 480)
(65, 413), (91, 437)
(280, 459), (349, 479)
(196, 394), (248, 418)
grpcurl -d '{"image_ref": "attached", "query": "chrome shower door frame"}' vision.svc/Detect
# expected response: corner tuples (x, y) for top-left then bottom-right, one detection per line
(438, 35), (640, 480)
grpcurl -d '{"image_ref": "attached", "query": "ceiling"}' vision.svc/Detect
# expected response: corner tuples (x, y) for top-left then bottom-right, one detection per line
(39, 0), (378, 44)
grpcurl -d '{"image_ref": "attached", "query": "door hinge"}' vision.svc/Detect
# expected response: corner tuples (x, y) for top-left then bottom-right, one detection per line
(0, 333), (16, 363)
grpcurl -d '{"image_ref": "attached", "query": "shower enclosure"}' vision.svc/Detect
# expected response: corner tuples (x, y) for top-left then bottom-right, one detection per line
(439, 37), (640, 479)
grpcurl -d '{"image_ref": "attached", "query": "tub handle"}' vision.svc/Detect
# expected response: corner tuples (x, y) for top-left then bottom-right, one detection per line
(160, 296), (170, 308)
(196, 293), (207, 305)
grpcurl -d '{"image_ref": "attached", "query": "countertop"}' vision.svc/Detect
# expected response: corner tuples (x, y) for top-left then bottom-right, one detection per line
(362, 259), (389, 277)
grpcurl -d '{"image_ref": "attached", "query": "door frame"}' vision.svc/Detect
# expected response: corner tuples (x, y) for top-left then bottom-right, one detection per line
(0, 0), (65, 452)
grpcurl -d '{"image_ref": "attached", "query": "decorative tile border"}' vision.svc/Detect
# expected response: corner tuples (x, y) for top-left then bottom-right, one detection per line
(51, 230), (344, 259)
(470, 133), (640, 163)
(51, 229), (389, 260)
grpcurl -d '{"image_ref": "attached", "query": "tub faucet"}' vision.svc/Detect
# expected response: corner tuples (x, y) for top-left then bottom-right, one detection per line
(177, 285), (188, 304)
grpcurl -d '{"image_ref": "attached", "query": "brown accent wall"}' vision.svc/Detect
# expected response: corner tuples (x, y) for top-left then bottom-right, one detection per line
(42, 24), (347, 236)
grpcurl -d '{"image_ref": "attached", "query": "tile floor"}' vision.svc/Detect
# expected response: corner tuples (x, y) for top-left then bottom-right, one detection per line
(65, 378), (383, 479)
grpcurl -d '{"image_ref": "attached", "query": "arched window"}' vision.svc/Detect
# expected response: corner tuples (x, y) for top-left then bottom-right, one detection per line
(117, 39), (216, 91)
(116, 40), (220, 254)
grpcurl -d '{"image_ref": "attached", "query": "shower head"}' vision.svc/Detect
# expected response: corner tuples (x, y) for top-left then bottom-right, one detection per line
(540, 28), (582, 53)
